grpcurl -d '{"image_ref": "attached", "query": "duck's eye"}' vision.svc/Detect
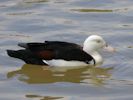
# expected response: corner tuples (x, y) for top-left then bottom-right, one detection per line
(96, 40), (101, 43)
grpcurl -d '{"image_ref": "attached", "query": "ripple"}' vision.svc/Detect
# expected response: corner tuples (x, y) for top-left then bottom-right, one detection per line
(71, 8), (113, 13)
(23, 0), (50, 3)
(7, 12), (34, 16)
(26, 94), (63, 100)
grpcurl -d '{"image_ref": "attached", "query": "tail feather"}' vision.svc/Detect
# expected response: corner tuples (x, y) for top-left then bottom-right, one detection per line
(18, 43), (28, 48)
(7, 50), (47, 65)
(7, 50), (20, 58)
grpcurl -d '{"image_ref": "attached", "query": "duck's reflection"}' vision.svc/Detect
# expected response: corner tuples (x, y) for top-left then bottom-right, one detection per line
(7, 64), (113, 85)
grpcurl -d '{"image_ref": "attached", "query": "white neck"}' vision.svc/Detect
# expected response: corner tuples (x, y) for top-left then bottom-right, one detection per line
(83, 45), (103, 65)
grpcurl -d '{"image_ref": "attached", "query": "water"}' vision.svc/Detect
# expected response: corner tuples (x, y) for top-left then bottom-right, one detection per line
(0, 0), (133, 100)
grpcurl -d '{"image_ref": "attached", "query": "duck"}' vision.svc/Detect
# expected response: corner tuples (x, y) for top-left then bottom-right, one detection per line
(7, 35), (115, 67)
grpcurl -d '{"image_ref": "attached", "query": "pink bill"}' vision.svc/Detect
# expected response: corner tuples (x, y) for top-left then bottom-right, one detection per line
(103, 45), (116, 53)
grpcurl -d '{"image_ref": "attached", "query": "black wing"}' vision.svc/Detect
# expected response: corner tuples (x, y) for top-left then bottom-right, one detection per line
(18, 41), (82, 51)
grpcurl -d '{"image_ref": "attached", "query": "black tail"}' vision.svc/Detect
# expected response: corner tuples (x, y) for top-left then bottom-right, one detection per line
(7, 50), (47, 65)
(7, 50), (23, 59)
(18, 43), (28, 48)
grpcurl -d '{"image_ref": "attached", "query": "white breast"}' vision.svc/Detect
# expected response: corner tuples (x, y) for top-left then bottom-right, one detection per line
(91, 53), (103, 65)
(43, 59), (89, 67)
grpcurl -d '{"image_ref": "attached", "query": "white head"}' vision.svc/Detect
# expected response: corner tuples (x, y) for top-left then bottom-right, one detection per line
(83, 35), (115, 65)
(83, 35), (106, 53)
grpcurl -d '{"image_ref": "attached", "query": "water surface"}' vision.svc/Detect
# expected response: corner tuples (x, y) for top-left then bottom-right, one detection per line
(0, 0), (133, 100)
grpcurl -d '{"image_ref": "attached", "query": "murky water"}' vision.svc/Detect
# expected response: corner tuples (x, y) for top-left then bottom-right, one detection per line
(0, 0), (133, 100)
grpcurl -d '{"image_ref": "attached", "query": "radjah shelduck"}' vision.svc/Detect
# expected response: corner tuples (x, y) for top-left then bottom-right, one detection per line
(7, 35), (115, 67)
